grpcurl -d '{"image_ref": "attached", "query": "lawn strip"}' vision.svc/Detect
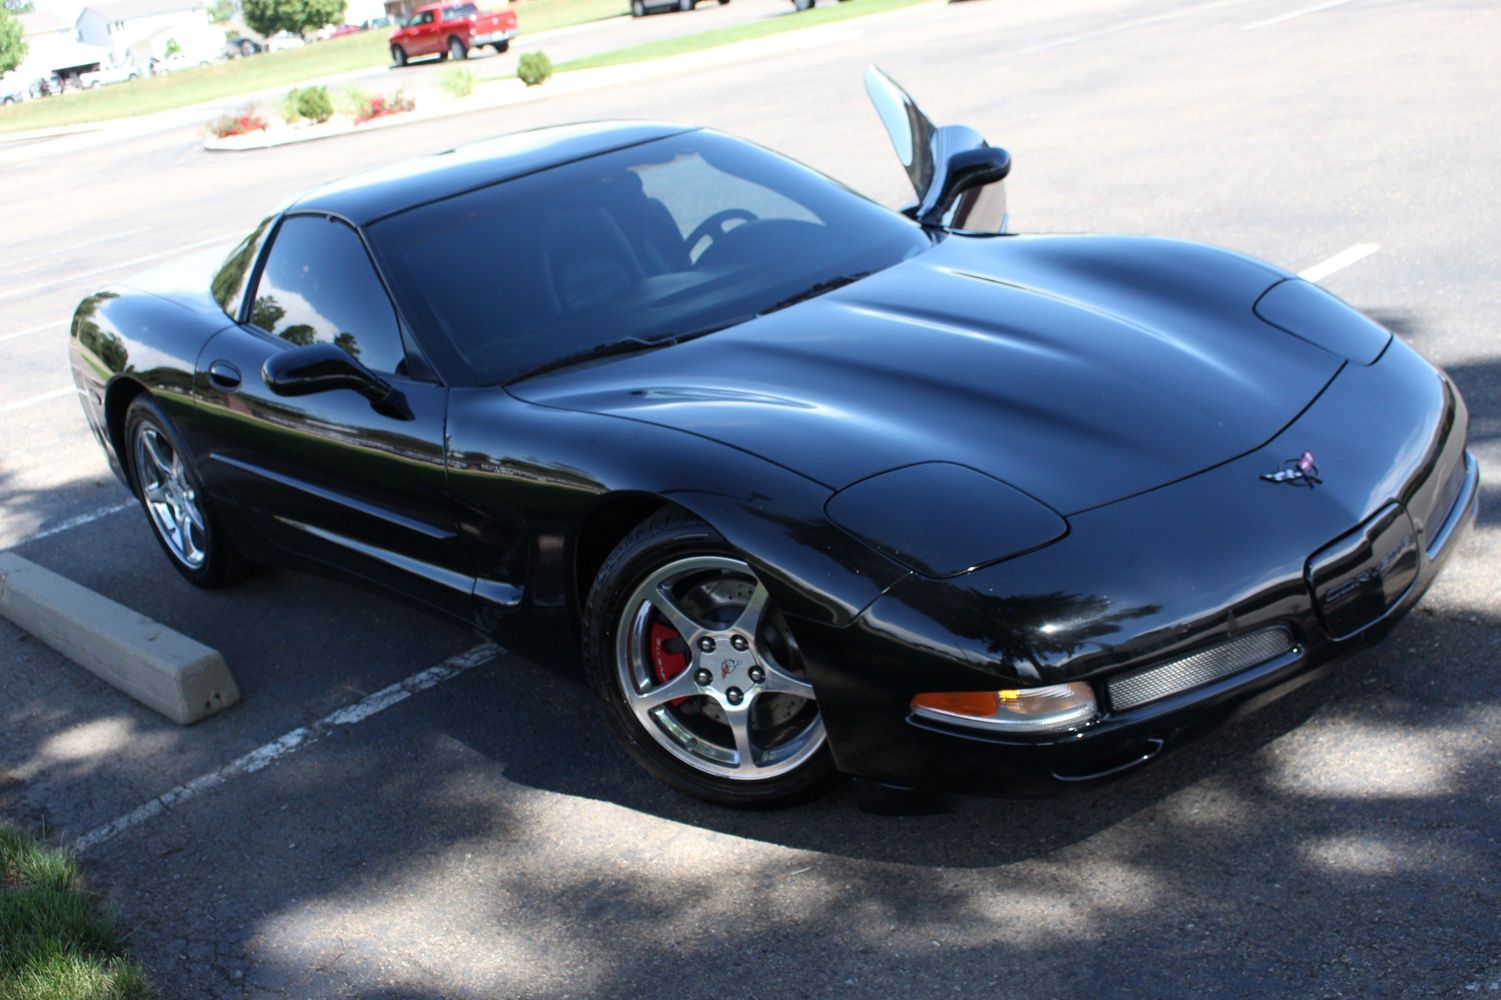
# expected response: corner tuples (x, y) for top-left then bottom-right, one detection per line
(0, 821), (152, 1000)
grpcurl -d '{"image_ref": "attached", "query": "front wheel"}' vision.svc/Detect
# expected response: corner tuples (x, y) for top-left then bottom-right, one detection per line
(124, 396), (251, 589)
(583, 510), (836, 807)
(447, 35), (467, 60)
(390, 44), (408, 66)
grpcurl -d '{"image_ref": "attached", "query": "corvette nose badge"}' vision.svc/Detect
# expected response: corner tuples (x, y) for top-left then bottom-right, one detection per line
(1262, 450), (1321, 487)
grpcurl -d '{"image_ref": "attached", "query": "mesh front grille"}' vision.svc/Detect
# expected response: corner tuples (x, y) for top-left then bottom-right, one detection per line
(1106, 628), (1296, 711)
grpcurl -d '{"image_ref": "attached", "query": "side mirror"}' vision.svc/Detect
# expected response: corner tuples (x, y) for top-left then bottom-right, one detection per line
(262, 343), (410, 419)
(864, 67), (1011, 234)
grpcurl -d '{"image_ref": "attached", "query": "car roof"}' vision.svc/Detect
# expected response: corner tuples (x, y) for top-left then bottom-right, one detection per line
(289, 121), (698, 226)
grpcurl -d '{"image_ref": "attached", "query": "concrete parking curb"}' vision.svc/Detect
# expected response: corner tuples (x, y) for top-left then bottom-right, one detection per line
(0, 551), (239, 725)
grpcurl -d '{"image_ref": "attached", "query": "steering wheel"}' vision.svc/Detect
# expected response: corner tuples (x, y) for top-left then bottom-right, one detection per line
(685, 208), (758, 259)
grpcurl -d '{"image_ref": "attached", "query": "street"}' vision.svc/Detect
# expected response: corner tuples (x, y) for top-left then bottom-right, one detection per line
(1, 0), (1498, 995)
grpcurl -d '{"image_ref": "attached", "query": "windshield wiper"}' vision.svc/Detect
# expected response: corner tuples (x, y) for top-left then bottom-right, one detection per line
(758, 271), (873, 317)
(513, 336), (674, 381)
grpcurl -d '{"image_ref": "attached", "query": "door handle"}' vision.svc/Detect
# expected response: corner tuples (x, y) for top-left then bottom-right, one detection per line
(208, 360), (242, 391)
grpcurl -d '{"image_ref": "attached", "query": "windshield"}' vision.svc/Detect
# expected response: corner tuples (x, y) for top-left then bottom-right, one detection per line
(366, 129), (930, 385)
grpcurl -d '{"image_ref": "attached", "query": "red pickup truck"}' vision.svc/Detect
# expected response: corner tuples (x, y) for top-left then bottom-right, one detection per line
(389, 2), (518, 65)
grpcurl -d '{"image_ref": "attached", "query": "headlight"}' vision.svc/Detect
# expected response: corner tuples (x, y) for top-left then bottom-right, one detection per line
(824, 461), (1067, 577)
(911, 683), (1097, 734)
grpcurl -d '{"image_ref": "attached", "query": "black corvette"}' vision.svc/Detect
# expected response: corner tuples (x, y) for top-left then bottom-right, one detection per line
(69, 71), (1478, 807)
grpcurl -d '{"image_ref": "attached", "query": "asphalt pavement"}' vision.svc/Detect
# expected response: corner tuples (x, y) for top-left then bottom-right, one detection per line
(1, 0), (1498, 996)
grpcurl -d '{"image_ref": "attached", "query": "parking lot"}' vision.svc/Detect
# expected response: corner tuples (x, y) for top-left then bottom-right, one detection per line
(2, 0), (1499, 995)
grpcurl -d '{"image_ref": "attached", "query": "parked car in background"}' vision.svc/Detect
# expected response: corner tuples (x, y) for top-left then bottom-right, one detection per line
(79, 63), (146, 88)
(151, 53), (217, 73)
(226, 35), (263, 57)
(630, 0), (727, 16)
(266, 31), (305, 52)
(28, 75), (63, 98)
(1, 80), (25, 105)
(361, 15), (391, 29)
(329, 23), (364, 37)
(389, 2), (518, 64)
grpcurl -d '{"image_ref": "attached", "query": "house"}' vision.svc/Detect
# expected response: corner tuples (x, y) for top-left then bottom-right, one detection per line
(6, 9), (112, 83)
(76, 0), (219, 67)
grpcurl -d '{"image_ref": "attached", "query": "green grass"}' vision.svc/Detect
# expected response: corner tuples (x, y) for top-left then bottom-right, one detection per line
(0, 822), (152, 1000)
(0, 0), (625, 134)
(548, 0), (935, 72)
(0, 31), (390, 134)
(508, 0), (625, 33)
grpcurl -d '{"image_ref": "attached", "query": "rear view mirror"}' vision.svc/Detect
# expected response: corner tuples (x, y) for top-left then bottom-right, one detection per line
(864, 67), (1011, 234)
(263, 343), (411, 419)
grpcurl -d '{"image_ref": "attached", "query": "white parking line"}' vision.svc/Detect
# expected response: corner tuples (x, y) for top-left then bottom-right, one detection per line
(0, 227), (153, 272)
(1243, 0), (1357, 30)
(72, 642), (500, 854)
(0, 320), (67, 345)
(0, 232), (241, 304)
(1019, 0), (1258, 55)
(0, 386), (73, 413)
(23, 501), (137, 545)
(1298, 242), (1381, 282)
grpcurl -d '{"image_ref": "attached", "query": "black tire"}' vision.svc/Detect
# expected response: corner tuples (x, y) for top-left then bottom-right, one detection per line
(123, 395), (251, 589)
(582, 508), (837, 807)
(493, 39), (509, 52)
(391, 44), (408, 66)
(447, 35), (467, 60)
(630, 0), (645, 15)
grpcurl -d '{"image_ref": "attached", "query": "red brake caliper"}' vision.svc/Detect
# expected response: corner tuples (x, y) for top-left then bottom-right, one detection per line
(649, 617), (690, 706)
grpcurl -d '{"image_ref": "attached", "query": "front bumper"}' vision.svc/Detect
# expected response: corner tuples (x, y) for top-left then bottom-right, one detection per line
(798, 339), (1478, 794)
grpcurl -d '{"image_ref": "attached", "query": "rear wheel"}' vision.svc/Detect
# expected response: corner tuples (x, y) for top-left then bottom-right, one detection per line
(583, 510), (836, 807)
(124, 396), (250, 589)
(390, 43), (408, 66)
(493, 39), (509, 52)
(447, 35), (467, 60)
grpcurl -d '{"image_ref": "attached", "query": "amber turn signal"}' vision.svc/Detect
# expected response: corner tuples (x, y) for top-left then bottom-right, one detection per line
(911, 682), (1097, 733)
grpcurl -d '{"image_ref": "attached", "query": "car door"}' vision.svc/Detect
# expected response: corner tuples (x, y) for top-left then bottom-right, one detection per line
(408, 9), (438, 54)
(191, 212), (476, 619)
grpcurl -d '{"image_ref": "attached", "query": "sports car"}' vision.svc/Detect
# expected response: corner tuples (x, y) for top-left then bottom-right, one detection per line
(69, 70), (1478, 807)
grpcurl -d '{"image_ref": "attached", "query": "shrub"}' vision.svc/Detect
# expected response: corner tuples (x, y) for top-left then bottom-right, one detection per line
(440, 65), (474, 99)
(209, 108), (268, 138)
(337, 84), (367, 115)
(295, 84), (333, 123)
(354, 91), (415, 125)
(278, 87), (301, 123)
(517, 51), (552, 87)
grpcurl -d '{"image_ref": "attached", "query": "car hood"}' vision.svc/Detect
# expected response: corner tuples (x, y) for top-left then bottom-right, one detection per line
(510, 234), (1343, 514)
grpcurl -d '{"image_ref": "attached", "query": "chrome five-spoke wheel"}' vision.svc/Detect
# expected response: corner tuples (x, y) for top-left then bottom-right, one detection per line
(123, 395), (250, 589)
(134, 424), (207, 569)
(585, 509), (836, 806)
(617, 554), (825, 780)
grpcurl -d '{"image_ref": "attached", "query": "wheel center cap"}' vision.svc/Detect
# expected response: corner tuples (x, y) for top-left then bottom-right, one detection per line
(698, 643), (751, 691)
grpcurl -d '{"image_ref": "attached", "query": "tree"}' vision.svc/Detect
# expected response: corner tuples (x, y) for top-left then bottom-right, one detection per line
(0, 7), (26, 77)
(242, 0), (345, 37)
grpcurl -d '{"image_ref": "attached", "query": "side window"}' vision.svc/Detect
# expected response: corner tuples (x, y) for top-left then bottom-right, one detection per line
(210, 215), (274, 320)
(247, 215), (407, 375)
(412, 11), (433, 25)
